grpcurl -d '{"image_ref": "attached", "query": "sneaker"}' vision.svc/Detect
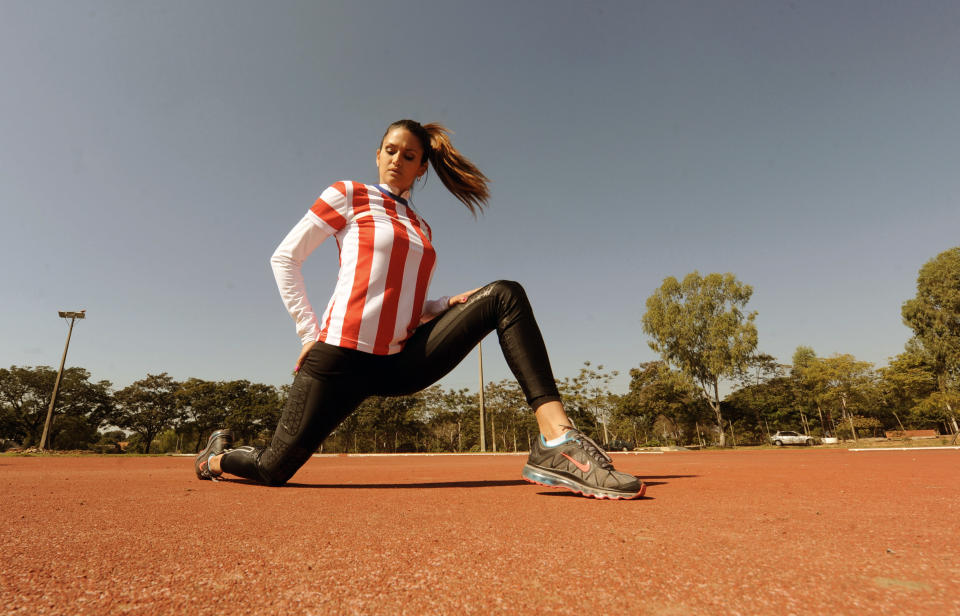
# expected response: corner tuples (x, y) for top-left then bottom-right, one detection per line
(195, 429), (233, 480)
(522, 427), (646, 499)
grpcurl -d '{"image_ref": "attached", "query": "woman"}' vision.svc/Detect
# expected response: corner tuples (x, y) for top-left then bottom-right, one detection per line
(194, 120), (644, 500)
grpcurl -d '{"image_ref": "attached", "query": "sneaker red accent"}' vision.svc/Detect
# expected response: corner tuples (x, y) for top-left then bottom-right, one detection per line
(560, 452), (591, 473)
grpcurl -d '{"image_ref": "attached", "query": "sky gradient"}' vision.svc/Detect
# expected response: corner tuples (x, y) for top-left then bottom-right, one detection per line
(2, 1), (959, 395)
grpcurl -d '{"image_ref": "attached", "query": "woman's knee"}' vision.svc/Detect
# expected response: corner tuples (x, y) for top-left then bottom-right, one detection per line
(220, 446), (275, 484)
(261, 463), (297, 486)
(485, 279), (528, 305)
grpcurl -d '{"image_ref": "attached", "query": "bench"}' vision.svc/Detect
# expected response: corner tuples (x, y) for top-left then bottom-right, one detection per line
(884, 429), (939, 439)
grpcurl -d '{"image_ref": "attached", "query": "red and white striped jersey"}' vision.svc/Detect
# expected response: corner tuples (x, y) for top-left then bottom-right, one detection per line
(271, 181), (447, 355)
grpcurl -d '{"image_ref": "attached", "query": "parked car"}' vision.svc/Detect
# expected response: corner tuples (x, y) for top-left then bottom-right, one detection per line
(603, 439), (634, 452)
(770, 431), (817, 446)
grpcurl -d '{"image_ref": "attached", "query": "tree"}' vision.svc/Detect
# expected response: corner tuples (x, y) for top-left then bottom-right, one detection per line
(726, 352), (791, 442)
(419, 386), (463, 452)
(902, 246), (960, 433)
(420, 386), (479, 452)
(878, 344), (938, 431)
(483, 379), (534, 452)
(219, 380), (282, 445)
(735, 352), (784, 389)
(113, 373), (181, 453)
(616, 361), (708, 446)
(352, 395), (424, 453)
(642, 271), (758, 447)
(790, 346), (831, 435)
(792, 346), (817, 370)
(562, 362), (619, 444)
(177, 378), (229, 452)
(910, 391), (960, 433)
(804, 355), (876, 442)
(0, 365), (112, 449)
(724, 376), (800, 441)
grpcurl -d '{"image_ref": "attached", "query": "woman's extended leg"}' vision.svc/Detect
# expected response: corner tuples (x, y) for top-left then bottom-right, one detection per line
(213, 343), (371, 485)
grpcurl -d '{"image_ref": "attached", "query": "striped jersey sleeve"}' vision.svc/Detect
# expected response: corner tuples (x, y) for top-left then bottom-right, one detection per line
(270, 214), (334, 345)
(308, 182), (351, 234)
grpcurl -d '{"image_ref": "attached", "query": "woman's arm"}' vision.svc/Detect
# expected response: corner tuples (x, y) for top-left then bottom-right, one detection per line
(420, 288), (481, 323)
(270, 214), (333, 345)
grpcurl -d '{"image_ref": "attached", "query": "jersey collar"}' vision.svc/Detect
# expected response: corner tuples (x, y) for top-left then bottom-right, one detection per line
(375, 184), (411, 205)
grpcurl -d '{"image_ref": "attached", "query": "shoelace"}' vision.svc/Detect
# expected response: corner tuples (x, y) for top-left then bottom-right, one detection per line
(558, 426), (614, 470)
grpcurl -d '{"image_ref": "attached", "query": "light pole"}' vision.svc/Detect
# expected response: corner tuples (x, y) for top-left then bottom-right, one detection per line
(478, 341), (486, 452)
(38, 310), (86, 450)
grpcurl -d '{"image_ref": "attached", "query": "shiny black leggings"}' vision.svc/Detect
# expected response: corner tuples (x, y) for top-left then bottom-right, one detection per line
(220, 280), (561, 485)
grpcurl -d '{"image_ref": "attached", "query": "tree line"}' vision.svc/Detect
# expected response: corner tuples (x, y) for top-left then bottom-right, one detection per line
(3, 247), (958, 453)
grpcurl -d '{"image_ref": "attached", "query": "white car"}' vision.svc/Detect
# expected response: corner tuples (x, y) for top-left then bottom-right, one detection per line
(770, 431), (816, 446)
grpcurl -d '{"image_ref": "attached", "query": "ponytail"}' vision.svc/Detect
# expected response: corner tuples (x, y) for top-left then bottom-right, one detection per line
(381, 119), (490, 215)
(423, 123), (490, 215)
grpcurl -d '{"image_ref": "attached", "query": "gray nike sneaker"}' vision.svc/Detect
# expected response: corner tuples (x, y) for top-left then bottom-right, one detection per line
(522, 427), (645, 499)
(195, 429), (233, 480)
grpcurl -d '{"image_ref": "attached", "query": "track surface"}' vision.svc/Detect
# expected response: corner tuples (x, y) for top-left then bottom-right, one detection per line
(3, 449), (958, 615)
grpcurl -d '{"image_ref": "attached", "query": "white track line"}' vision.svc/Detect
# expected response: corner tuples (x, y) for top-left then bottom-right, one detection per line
(848, 446), (960, 452)
(171, 451), (667, 458)
(313, 451), (665, 458)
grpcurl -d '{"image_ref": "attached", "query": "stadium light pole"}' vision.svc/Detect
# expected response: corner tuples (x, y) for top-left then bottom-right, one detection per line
(478, 341), (486, 452)
(38, 310), (86, 450)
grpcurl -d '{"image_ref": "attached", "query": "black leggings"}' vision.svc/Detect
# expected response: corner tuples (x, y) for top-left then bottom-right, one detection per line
(220, 280), (561, 485)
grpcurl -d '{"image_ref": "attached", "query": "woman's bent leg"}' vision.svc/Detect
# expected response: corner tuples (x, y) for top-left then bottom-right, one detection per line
(220, 344), (367, 486)
(389, 280), (642, 499)
(381, 280), (561, 408)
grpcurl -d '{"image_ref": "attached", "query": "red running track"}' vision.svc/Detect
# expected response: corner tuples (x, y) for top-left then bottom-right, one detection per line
(2, 449), (958, 615)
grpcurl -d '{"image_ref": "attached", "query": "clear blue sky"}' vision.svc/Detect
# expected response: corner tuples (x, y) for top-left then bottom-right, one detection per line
(2, 1), (958, 396)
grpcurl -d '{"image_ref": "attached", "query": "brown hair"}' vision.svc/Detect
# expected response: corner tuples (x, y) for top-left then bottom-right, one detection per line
(380, 119), (490, 215)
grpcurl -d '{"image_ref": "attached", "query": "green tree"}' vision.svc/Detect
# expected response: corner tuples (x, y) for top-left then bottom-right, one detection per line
(170, 379), (281, 452)
(735, 352), (784, 389)
(792, 346), (817, 370)
(902, 246), (960, 433)
(483, 379), (535, 452)
(790, 346), (831, 435)
(878, 343), (938, 431)
(804, 355), (876, 442)
(176, 378), (229, 452)
(420, 386), (478, 452)
(352, 395), (424, 453)
(325, 402), (364, 453)
(0, 365), (112, 449)
(724, 376), (801, 441)
(616, 361), (708, 446)
(910, 391), (960, 432)
(642, 271), (759, 447)
(219, 380), (282, 445)
(726, 352), (793, 442)
(561, 362), (619, 444)
(113, 373), (181, 453)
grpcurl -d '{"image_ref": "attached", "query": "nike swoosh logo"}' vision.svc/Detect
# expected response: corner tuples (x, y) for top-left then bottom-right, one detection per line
(561, 453), (591, 473)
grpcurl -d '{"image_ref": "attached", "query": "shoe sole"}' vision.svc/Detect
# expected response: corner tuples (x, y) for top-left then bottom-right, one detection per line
(196, 460), (215, 481)
(521, 464), (646, 500)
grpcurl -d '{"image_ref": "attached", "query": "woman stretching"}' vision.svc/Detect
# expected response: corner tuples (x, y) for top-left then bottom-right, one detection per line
(194, 119), (644, 500)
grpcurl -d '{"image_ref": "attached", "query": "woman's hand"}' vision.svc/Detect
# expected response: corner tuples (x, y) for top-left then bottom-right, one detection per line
(295, 340), (318, 374)
(420, 288), (482, 325)
(449, 288), (481, 306)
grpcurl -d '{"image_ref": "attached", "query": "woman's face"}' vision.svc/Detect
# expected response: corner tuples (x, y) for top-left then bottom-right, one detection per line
(376, 127), (428, 194)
